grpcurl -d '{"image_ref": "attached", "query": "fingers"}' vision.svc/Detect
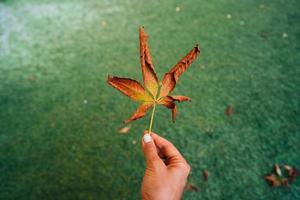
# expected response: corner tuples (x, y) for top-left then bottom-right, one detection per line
(151, 132), (190, 172)
(142, 130), (189, 172)
(141, 131), (161, 163)
(151, 132), (183, 159)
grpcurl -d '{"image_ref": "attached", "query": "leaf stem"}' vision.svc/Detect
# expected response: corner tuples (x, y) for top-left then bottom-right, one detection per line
(148, 103), (156, 133)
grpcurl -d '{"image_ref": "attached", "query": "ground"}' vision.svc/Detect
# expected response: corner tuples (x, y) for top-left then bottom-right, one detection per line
(0, 0), (299, 199)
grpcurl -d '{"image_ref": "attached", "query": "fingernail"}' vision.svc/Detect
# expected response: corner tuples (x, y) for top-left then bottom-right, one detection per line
(143, 134), (152, 143)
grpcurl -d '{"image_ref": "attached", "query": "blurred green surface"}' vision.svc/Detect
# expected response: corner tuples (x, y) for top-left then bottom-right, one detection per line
(0, 0), (300, 199)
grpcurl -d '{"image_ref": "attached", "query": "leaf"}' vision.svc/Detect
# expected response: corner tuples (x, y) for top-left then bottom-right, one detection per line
(203, 169), (209, 182)
(159, 45), (200, 97)
(157, 96), (177, 122)
(274, 164), (282, 176)
(139, 26), (159, 97)
(172, 105), (177, 122)
(281, 178), (289, 186)
(186, 183), (199, 192)
(107, 27), (200, 124)
(226, 105), (233, 117)
(157, 95), (192, 122)
(265, 174), (282, 187)
(284, 165), (293, 176)
(157, 96), (175, 108)
(265, 164), (298, 187)
(118, 126), (131, 134)
(159, 73), (176, 99)
(170, 95), (191, 102)
(284, 165), (299, 182)
(107, 76), (153, 102)
(125, 102), (154, 123)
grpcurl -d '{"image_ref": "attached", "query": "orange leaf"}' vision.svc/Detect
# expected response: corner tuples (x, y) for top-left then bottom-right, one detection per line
(107, 27), (200, 124)
(170, 95), (191, 102)
(264, 164), (299, 187)
(157, 95), (191, 122)
(226, 105), (233, 117)
(157, 96), (175, 108)
(125, 102), (154, 123)
(172, 105), (177, 122)
(159, 45), (200, 97)
(157, 96), (177, 122)
(159, 73), (176, 99)
(265, 174), (281, 187)
(203, 169), (209, 182)
(139, 26), (159, 97)
(107, 76), (153, 102)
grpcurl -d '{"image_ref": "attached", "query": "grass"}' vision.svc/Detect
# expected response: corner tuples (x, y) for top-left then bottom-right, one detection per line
(0, 0), (299, 199)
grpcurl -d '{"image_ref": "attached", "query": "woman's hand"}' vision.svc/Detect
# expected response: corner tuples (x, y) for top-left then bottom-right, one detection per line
(141, 131), (190, 200)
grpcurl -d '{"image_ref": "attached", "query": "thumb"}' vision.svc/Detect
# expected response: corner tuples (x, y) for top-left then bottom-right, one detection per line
(141, 131), (159, 162)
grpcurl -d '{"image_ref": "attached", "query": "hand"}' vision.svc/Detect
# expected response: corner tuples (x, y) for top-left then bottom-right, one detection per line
(141, 131), (191, 200)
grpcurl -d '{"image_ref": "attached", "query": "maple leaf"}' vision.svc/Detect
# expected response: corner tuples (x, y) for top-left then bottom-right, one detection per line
(264, 164), (299, 187)
(264, 174), (282, 187)
(107, 26), (200, 130)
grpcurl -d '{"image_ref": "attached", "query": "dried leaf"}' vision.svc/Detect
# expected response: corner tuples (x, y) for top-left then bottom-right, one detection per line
(168, 45), (200, 82)
(118, 126), (131, 134)
(281, 178), (289, 186)
(157, 95), (191, 122)
(159, 45), (200, 97)
(125, 102), (154, 123)
(284, 165), (299, 182)
(186, 183), (199, 192)
(107, 27), (200, 124)
(107, 76), (152, 102)
(284, 165), (293, 176)
(265, 164), (299, 187)
(139, 26), (159, 97)
(157, 96), (177, 122)
(226, 105), (233, 117)
(157, 96), (175, 109)
(170, 95), (191, 102)
(265, 174), (281, 187)
(274, 164), (282, 176)
(159, 73), (176, 98)
(172, 105), (177, 122)
(203, 169), (209, 182)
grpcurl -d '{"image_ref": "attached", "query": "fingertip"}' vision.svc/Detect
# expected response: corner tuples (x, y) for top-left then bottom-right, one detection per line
(143, 133), (152, 143)
(141, 133), (160, 163)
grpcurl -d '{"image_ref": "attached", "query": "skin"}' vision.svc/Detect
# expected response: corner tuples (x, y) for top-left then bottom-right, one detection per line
(141, 131), (191, 200)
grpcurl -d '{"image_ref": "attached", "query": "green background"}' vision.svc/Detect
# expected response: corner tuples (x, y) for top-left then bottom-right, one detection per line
(1, 0), (299, 199)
